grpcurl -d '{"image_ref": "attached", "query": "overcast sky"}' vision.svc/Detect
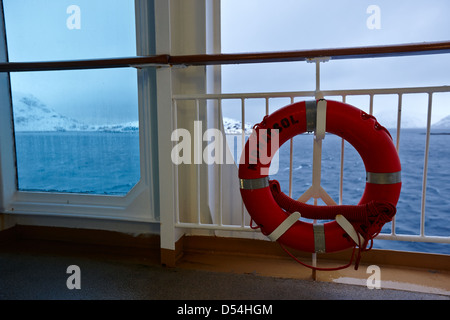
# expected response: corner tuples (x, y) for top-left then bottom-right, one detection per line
(221, 0), (450, 127)
(3, 0), (138, 125)
(3, 0), (450, 127)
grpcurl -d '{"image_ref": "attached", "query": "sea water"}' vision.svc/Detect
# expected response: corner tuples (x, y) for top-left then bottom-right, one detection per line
(15, 131), (140, 195)
(14, 129), (449, 254)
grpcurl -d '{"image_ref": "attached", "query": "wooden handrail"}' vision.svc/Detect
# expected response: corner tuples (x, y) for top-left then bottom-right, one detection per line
(0, 41), (449, 72)
(0, 55), (170, 72)
(170, 41), (450, 66)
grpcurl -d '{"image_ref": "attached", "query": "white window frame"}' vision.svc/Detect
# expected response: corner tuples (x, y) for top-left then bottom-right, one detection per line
(155, 0), (223, 253)
(0, 0), (158, 223)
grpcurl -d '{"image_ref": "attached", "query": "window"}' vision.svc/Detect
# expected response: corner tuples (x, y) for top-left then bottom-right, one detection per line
(3, 0), (139, 195)
(0, 0), (157, 222)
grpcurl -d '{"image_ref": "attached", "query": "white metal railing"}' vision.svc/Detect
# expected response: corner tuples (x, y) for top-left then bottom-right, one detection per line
(172, 83), (450, 248)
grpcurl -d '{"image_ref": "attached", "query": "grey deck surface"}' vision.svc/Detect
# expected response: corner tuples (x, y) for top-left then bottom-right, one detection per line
(0, 242), (448, 301)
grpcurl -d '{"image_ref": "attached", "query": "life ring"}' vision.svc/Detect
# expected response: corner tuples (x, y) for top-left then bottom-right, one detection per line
(238, 99), (401, 255)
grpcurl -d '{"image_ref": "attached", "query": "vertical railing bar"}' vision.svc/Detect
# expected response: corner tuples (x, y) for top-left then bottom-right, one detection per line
(311, 59), (321, 280)
(218, 98), (223, 227)
(421, 93), (433, 237)
(339, 95), (346, 205)
(396, 93), (403, 152)
(196, 98), (201, 225)
(315, 60), (321, 96)
(241, 98), (246, 149)
(241, 98), (246, 227)
(369, 94), (374, 115)
(265, 97), (270, 116)
(173, 99), (181, 224)
(289, 97), (295, 198)
(391, 93), (403, 236)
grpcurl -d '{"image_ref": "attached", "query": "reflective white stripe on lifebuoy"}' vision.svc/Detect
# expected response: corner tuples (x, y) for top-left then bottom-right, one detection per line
(366, 171), (402, 184)
(305, 99), (327, 139)
(305, 100), (317, 132)
(239, 177), (269, 190)
(268, 211), (302, 241)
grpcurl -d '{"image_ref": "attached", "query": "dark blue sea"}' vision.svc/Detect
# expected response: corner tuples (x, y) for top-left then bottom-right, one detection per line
(15, 131), (140, 195)
(14, 129), (449, 254)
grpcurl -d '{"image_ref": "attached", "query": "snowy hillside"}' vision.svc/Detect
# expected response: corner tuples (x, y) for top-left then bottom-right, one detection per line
(12, 93), (252, 134)
(432, 115), (450, 129)
(13, 93), (88, 132)
(86, 122), (139, 132)
(222, 117), (253, 134)
(12, 93), (138, 132)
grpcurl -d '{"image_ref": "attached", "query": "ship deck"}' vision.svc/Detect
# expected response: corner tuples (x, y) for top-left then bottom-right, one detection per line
(1, 227), (448, 301)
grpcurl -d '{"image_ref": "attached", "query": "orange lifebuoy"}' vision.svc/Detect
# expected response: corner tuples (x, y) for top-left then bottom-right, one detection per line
(238, 100), (401, 256)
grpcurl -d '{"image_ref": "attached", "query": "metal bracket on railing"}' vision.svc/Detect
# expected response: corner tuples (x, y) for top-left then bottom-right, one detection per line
(315, 99), (327, 141)
(302, 93), (331, 278)
(306, 57), (331, 63)
(130, 63), (176, 69)
(306, 57), (331, 100)
(298, 99), (336, 206)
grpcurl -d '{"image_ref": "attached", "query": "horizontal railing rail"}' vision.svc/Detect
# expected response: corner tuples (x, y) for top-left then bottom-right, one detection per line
(173, 85), (450, 100)
(1, 41), (450, 72)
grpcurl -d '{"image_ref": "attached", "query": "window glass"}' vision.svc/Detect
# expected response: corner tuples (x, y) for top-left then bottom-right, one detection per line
(3, 0), (140, 195)
(3, 0), (136, 61)
(11, 68), (140, 195)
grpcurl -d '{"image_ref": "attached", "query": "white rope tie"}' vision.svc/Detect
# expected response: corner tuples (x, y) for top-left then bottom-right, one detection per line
(267, 211), (302, 241)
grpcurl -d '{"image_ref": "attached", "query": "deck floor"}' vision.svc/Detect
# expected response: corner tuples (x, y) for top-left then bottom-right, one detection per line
(0, 240), (448, 301)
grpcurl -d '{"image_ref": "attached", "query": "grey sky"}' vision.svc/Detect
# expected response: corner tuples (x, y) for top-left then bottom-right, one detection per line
(3, 0), (450, 127)
(3, 0), (137, 125)
(221, 0), (450, 127)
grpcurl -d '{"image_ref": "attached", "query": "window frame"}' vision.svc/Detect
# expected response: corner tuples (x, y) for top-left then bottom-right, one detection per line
(0, 0), (158, 223)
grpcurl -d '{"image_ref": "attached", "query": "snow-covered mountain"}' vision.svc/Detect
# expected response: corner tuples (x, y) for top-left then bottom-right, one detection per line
(432, 115), (450, 129)
(222, 117), (252, 134)
(12, 93), (138, 132)
(85, 121), (139, 132)
(12, 93), (252, 134)
(13, 93), (88, 132)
